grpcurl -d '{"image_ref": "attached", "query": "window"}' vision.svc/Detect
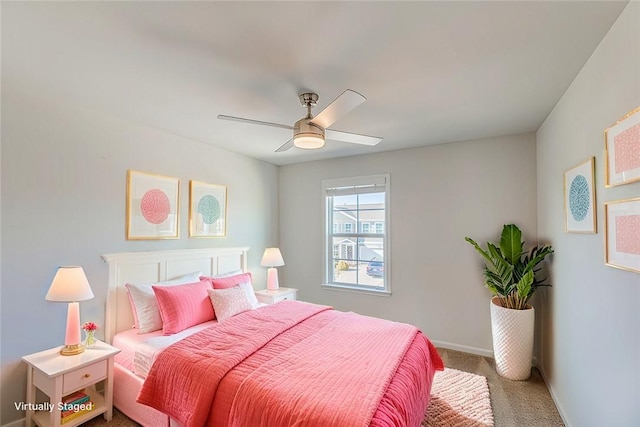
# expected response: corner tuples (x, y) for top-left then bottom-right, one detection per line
(322, 174), (390, 294)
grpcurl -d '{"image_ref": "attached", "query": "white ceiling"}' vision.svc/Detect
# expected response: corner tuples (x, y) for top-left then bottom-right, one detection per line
(2, 1), (628, 166)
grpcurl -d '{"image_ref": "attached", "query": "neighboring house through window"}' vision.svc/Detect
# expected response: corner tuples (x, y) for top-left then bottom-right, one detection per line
(322, 174), (390, 295)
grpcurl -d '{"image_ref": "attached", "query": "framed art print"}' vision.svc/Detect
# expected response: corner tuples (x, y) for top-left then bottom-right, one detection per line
(605, 198), (640, 273)
(126, 170), (180, 240)
(564, 157), (596, 233)
(605, 106), (640, 187)
(189, 180), (227, 237)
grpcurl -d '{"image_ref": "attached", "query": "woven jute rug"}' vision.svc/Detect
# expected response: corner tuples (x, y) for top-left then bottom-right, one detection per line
(423, 368), (494, 427)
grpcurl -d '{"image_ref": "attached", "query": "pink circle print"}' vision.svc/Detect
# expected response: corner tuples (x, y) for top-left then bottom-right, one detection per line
(140, 189), (170, 224)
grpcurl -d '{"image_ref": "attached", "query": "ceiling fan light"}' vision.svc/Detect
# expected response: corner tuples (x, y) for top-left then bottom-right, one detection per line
(294, 134), (325, 149)
(293, 118), (325, 150)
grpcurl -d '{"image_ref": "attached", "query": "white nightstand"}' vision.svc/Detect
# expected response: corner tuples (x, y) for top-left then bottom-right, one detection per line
(22, 340), (120, 427)
(255, 287), (298, 304)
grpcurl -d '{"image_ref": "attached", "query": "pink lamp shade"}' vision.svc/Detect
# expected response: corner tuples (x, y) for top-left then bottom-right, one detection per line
(45, 266), (94, 356)
(261, 248), (285, 291)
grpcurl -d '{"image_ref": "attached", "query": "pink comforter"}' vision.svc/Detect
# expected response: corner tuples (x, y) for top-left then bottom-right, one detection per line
(138, 301), (443, 427)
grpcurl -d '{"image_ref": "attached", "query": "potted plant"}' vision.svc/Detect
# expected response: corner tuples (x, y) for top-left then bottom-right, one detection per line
(465, 224), (553, 380)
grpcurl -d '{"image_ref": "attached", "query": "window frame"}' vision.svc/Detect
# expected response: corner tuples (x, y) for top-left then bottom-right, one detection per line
(321, 174), (391, 296)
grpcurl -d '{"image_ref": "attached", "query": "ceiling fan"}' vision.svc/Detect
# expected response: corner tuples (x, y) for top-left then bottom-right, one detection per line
(217, 89), (382, 152)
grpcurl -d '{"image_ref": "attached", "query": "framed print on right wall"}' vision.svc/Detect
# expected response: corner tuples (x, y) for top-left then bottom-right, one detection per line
(605, 198), (640, 274)
(564, 157), (597, 233)
(605, 106), (640, 187)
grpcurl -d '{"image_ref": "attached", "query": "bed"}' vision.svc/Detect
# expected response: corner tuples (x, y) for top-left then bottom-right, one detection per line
(103, 247), (443, 427)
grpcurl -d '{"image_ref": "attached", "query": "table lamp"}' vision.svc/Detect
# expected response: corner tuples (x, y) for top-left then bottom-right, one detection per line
(45, 266), (95, 355)
(261, 248), (285, 291)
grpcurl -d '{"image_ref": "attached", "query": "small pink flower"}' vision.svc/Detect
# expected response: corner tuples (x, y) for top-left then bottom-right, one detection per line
(82, 322), (99, 332)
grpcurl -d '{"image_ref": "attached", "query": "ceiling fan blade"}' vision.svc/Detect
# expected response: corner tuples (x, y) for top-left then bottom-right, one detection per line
(275, 139), (295, 152)
(310, 89), (366, 129)
(217, 115), (293, 131)
(325, 129), (382, 146)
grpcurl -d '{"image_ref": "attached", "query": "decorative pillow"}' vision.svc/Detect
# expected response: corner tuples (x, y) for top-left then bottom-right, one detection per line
(207, 283), (258, 322)
(152, 280), (215, 335)
(205, 272), (253, 289)
(126, 272), (202, 334)
(241, 282), (260, 309)
(206, 269), (243, 279)
(198, 269), (243, 286)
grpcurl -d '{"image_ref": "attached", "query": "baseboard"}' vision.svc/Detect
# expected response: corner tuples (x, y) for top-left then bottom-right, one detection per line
(1, 417), (24, 427)
(533, 358), (572, 427)
(430, 339), (494, 358)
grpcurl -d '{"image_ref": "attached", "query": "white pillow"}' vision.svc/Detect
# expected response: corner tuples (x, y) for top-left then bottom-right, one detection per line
(215, 269), (243, 278)
(126, 272), (202, 334)
(207, 283), (259, 322)
(198, 269), (244, 282)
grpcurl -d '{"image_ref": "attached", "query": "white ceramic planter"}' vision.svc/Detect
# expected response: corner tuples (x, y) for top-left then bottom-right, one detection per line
(490, 296), (534, 380)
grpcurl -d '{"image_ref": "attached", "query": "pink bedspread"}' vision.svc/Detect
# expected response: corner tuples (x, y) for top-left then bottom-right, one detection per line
(138, 301), (443, 427)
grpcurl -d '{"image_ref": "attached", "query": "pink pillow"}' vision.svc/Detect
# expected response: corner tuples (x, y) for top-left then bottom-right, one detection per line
(125, 271), (202, 333)
(152, 280), (215, 335)
(203, 272), (253, 289)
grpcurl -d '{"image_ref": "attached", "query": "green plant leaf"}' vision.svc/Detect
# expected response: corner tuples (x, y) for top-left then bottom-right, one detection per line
(500, 224), (523, 265)
(485, 244), (513, 297)
(523, 245), (554, 273)
(516, 270), (533, 300)
(464, 237), (493, 266)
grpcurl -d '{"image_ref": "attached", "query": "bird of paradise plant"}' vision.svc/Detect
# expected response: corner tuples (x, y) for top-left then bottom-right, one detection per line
(465, 224), (554, 310)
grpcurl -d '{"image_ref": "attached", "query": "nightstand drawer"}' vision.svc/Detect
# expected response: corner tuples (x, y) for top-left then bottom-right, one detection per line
(255, 287), (298, 305)
(63, 360), (107, 394)
(273, 293), (295, 303)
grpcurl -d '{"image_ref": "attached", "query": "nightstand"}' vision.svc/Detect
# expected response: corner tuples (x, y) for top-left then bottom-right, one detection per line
(22, 340), (120, 427)
(255, 287), (298, 304)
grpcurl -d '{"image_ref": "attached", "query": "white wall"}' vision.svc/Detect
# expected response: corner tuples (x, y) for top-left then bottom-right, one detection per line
(536, 3), (639, 426)
(3, 5), (635, 426)
(279, 133), (538, 355)
(0, 90), (279, 425)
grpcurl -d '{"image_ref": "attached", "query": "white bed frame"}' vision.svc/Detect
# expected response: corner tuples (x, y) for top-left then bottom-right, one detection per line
(102, 247), (249, 344)
(101, 247), (249, 427)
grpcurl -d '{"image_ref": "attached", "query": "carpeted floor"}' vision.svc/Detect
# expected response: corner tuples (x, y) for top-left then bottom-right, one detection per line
(437, 348), (565, 427)
(83, 348), (564, 427)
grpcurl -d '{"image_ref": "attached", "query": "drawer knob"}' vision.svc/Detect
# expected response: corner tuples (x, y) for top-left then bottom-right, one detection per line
(83, 373), (91, 379)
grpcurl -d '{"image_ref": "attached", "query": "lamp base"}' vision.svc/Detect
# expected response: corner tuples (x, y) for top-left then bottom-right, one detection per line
(267, 268), (279, 291)
(60, 343), (85, 356)
(61, 301), (84, 356)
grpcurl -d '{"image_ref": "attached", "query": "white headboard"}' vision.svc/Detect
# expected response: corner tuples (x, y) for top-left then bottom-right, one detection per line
(102, 247), (249, 344)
